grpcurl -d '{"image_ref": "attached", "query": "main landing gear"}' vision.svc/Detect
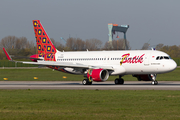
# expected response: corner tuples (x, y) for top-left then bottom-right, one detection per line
(114, 76), (124, 85)
(82, 79), (92, 85)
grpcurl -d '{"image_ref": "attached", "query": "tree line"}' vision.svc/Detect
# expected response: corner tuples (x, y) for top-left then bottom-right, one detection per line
(141, 43), (180, 58)
(0, 35), (180, 60)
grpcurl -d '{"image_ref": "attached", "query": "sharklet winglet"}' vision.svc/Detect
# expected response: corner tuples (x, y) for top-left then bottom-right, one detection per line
(3, 48), (12, 61)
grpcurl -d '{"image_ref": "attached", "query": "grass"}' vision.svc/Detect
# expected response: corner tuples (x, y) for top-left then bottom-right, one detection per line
(0, 90), (180, 120)
(0, 68), (180, 81)
(0, 60), (38, 67)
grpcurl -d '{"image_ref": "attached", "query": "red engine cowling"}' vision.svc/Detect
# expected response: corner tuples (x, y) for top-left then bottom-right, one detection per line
(133, 74), (156, 81)
(87, 69), (109, 82)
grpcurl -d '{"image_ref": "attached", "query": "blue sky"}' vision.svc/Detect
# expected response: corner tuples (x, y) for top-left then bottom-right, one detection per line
(0, 0), (180, 49)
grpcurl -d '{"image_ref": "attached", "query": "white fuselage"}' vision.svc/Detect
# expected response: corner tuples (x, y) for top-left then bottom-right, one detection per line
(55, 50), (177, 75)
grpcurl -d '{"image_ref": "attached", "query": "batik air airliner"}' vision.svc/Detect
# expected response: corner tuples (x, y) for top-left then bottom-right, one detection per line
(3, 20), (177, 85)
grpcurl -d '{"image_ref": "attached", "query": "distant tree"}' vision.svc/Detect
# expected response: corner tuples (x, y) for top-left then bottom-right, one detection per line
(17, 48), (31, 56)
(50, 38), (62, 48)
(65, 38), (103, 51)
(0, 36), (17, 49)
(0, 50), (5, 60)
(66, 37), (75, 50)
(159, 45), (180, 58)
(76, 38), (85, 51)
(168, 45), (180, 58)
(103, 39), (130, 50)
(103, 41), (110, 50)
(141, 43), (149, 50)
(155, 44), (164, 50)
(16, 37), (28, 49)
(160, 45), (169, 54)
(0, 36), (19, 55)
(0, 36), (36, 57)
(85, 39), (102, 50)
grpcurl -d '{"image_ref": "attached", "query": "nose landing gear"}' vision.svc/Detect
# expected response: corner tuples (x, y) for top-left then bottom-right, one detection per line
(151, 74), (158, 85)
(151, 80), (158, 85)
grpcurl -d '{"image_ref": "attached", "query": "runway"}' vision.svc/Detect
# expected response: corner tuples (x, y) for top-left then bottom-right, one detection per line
(0, 81), (180, 90)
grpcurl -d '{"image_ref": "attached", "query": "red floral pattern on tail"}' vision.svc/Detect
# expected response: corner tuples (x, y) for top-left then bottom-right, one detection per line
(33, 20), (56, 61)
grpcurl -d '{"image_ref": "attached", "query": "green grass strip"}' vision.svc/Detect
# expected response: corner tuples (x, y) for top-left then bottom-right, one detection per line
(0, 90), (180, 120)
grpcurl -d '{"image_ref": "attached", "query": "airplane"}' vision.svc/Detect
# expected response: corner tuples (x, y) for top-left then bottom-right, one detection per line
(3, 20), (177, 85)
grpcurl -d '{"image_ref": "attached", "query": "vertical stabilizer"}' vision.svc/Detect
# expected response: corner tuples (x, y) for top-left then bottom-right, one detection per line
(32, 20), (57, 61)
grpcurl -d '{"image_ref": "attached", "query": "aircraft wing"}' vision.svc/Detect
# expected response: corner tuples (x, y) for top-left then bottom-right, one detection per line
(21, 61), (114, 70)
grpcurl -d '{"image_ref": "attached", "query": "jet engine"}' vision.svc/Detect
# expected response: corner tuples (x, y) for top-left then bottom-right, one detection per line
(133, 74), (156, 81)
(87, 69), (109, 82)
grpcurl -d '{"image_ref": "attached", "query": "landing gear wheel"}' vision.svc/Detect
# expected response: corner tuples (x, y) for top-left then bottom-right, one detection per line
(82, 79), (87, 85)
(88, 81), (92, 85)
(119, 79), (124, 84)
(82, 79), (92, 85)
(151, 80), (158, 85)
(114, 78), (124, 85)
(115, 79), (119, 84)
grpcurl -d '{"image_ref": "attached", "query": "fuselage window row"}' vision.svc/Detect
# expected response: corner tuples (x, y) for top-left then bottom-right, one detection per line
(56, 57), (144, 61)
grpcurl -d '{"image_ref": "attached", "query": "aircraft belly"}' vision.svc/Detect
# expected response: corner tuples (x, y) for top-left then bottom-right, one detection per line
(110, 65), (126, 75)
(63, 68), (83, 75)
(124, 64), (156, 74)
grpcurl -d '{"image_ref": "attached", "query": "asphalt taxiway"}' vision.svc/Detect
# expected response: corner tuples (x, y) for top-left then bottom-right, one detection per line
(0, 81), (180, 90)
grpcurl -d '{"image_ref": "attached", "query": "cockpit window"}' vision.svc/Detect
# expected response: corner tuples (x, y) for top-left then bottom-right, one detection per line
(156, 56), (171, 60)
(164, 56), (169, 59)
(156, 56), (159, 60)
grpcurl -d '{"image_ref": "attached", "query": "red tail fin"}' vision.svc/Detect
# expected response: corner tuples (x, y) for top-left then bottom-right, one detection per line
(32, 20), (56, 61)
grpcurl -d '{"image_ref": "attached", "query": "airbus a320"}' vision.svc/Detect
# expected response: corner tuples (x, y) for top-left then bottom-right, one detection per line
(3, 20), (177, 85)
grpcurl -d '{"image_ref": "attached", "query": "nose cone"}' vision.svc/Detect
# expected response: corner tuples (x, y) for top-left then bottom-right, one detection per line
(169, 60), (177, 71)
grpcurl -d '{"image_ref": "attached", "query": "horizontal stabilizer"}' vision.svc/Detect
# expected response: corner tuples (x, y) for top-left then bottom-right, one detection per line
(11, 56), (43, 60)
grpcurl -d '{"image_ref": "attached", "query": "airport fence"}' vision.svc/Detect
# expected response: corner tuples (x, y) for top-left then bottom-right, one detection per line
(0, 58), (180, 67)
